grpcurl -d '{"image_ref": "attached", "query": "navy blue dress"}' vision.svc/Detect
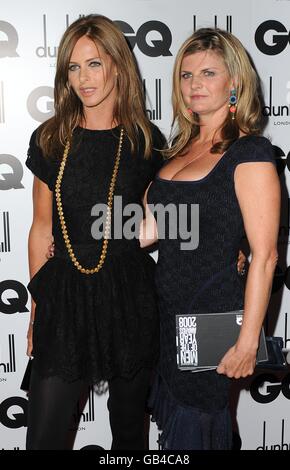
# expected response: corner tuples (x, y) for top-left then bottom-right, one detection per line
(147, 135), (276, 449)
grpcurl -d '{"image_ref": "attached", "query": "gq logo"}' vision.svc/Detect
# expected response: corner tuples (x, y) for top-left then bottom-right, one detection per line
(0, 155), (24, 190)
(0, 397), (27, 428)
(115, 20), (172, 57)
(250, 373), (290, 403)
(255, 21), (290, 55)
(0, 21), (19, 58)
(27, 86), (54, 122)
(0, 280), (29, 315)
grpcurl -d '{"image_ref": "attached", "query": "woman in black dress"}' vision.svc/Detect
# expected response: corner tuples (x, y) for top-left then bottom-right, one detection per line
(25, 14), (165, 450)
(141, 28), (280, 449)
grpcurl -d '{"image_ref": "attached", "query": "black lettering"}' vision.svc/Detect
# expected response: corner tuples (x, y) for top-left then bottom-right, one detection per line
(114, 21), (136, 50)
(255, 20), (290, 55)
(281, 374), (290, 399)
(0, 280), (29, 314)
(136, 21), (172, 57)
(0, 397), (27, 429)
(115, 20), (172, 56)
(250, 374), (281, 403)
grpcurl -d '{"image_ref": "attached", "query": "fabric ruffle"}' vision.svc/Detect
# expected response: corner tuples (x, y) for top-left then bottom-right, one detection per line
(28, 249), (159, 384)
(148, 375), (232, 450)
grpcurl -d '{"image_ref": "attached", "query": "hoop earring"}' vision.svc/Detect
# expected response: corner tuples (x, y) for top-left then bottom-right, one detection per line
(229, 89), (237, 120)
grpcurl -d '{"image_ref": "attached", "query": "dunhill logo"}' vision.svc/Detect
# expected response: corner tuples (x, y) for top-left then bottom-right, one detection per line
(257, 420), (290, 450)
(0, 82), (4, 123)
(0, 334), (16, 373)
(36, 14), (63, 58)
(0, 212), (10, 253)
(143, 78), (162, 121)
(262, 77), (290, 117)
(35, 14), (84, 58)
(193, 15), (232, 33)
(73, 386), (95, 424)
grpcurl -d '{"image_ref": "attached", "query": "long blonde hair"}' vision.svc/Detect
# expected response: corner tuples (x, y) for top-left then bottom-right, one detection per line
(166, 28), (263, 159)
(38, 14), (152, 158)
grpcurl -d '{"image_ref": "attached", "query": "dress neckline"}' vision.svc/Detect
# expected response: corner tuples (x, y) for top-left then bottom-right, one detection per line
(76, 124), (121, 133)
(156, 135), (252, 184)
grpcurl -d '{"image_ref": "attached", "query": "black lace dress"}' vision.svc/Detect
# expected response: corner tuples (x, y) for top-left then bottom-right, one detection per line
(147, 136), (275, 449)
(25, 124), (165, 384)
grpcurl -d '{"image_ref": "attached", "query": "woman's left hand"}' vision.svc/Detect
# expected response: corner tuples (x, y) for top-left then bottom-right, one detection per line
(216, 344), (257, 379)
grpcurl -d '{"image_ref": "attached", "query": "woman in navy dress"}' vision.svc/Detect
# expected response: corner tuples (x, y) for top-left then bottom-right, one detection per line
(141, 28), (280, 450)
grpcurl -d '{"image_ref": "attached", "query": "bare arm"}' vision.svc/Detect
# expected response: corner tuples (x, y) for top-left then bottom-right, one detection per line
(139, 182), (158, 248)
(217, 162), (280, 379)
(27, 176), (53, 355)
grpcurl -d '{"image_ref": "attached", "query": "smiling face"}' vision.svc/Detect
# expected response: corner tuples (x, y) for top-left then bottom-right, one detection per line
(68, 35), (117, 116)
(180, 49), (233, 120)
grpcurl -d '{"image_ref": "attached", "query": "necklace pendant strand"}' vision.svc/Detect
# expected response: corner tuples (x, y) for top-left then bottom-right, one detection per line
(55, 127), (124, 275)
(177, 143), (212, 173)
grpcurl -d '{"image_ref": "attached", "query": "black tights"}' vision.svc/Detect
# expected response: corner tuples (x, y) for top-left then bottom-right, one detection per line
(26, 367), (152, 450)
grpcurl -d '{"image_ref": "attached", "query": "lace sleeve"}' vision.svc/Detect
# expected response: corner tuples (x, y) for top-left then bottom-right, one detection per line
(25, 129), (55, 190)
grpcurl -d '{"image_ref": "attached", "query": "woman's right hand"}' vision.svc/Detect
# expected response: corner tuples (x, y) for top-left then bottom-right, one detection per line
(26, 321), (34, 357)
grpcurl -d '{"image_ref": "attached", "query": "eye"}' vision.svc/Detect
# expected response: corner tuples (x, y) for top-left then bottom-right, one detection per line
(89, 60), (101, 67)
(181, 72), (192, 80)
(203, 70), (215, 77)
(68, 64), (79, 72)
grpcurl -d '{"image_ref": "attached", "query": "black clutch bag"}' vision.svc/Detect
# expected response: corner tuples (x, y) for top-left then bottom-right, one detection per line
(20, 358), (33, 392)
(175, 310), (268, 370)
(256, 336), (288, 370)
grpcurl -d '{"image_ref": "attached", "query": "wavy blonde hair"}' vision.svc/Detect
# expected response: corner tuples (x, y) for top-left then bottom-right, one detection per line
(38, 14), (152, 158)
(165, 28), (263, 159)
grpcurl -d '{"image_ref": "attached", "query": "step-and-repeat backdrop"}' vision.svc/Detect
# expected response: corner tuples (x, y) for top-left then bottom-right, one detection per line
(0, 0), (289, 451)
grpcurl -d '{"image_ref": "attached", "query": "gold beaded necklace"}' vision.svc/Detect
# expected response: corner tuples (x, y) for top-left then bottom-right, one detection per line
(55, 127), (124, 275)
